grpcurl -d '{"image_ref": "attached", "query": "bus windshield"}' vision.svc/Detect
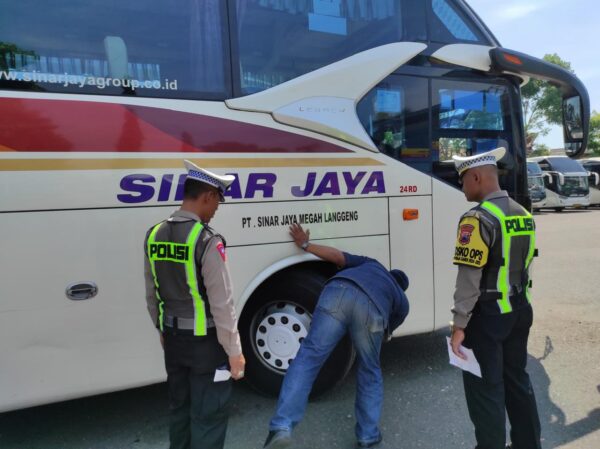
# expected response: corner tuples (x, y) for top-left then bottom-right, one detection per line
(527, 162), (543, 176)
(528, 176), (544, 190)
(558, 176), (589, 196)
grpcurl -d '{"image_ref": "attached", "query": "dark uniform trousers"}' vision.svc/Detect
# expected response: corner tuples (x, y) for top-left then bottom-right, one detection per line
(164, 329), (231, 449)
(463, 299), (542, 449)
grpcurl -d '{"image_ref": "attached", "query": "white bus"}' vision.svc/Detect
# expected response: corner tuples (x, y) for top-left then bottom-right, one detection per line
(0, 0), (591, 412)
(529, 156), (597, 211)
(581, 158), (600, 206)
(527, 161), (547, 211)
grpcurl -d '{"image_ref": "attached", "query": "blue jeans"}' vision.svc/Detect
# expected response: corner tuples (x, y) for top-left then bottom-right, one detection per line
(269, 279), (385, 444)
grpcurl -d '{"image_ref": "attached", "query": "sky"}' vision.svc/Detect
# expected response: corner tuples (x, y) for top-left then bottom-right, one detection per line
(466, 0), (600, 149)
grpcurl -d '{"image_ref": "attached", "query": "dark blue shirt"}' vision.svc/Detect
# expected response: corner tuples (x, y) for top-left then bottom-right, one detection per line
(329, 252), (409, 331)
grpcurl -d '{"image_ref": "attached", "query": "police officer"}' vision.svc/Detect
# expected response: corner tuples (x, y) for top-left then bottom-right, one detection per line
(144, 160), (245, 449)
(449, 147), (542, 449)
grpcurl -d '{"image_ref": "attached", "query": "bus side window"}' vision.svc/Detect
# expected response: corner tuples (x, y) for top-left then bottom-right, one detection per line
(357, 75), (431, 174)
(429, 0), (486, 44)
(232, 0), (428, 95)
(0, 0), (231, 100)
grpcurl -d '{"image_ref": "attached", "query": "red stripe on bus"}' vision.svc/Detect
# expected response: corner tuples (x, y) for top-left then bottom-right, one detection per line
(0, 98), (353, 153)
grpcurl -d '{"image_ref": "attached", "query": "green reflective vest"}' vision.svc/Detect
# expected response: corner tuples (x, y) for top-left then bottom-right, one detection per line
(146, 221), (208, 336)
(480, 201), (536, 314)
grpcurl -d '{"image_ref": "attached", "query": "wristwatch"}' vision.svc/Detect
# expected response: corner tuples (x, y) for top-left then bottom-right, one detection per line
(301, 241), (310, 251)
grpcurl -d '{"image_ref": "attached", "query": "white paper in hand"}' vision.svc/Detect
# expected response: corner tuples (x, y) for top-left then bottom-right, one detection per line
(446, 337), (482, 378)
(213, 368), (232, 382)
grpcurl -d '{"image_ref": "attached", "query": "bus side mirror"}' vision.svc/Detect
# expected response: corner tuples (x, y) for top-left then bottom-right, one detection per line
(588, 171), (600, 186)
(543, 172), (553, 184)
(557, 172), (565, 186)
(562, 95), (586, 157)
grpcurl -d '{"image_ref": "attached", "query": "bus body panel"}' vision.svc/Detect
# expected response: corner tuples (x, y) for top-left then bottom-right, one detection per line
(541, 189), (590, 209)
(432, 179), (469, 329)
(0, 92), (440, 411)
(0, 207), (163, 412)
(588, 185), (600, 206)
(389, 195), (434, 335)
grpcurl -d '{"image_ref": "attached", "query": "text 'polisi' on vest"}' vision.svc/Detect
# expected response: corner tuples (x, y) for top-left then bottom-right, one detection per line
(149, 243), (190, 261)
(504, 217), (534, 234)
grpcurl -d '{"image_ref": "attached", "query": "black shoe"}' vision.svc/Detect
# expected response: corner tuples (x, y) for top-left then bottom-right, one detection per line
(263, 430), (292, 449)
(357, 434), (382, 448)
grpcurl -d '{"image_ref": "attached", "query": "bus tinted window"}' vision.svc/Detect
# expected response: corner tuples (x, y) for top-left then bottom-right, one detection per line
(357, 75), (431, 173)
(430, 0), (484, 44)
(437, 83), (506, 131)
(234, 0), (427, 95)
(432, 80), (513, 175)
(0, 0), (230, 99)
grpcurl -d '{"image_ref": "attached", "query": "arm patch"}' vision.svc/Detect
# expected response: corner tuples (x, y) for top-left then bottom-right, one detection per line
(453, 216), (489, 268)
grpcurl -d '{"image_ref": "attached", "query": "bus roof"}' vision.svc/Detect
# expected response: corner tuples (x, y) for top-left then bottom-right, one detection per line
(529, 156), (587, 174)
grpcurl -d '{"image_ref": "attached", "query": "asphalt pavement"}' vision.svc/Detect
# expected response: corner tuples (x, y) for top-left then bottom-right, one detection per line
(1, 208), (599, 449)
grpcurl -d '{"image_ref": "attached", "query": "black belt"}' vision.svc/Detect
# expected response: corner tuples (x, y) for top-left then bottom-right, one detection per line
(163, 315), (216, 335)
(475, 290), (529, 315)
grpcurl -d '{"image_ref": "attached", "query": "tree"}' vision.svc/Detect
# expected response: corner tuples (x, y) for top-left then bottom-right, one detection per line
(0, 42), (36, 71)
(530, 143), (551, 157)
(521, 54), (573, 153)
(588, 111), (600, 156)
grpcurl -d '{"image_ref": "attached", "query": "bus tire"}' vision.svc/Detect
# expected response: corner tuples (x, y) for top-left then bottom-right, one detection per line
(239, 265), (355, 398)
(554, 207), (564, 212)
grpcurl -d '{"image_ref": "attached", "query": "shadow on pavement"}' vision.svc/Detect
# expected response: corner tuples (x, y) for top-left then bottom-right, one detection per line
(528, 336), (600, 449)
(1, 332), (598, 449)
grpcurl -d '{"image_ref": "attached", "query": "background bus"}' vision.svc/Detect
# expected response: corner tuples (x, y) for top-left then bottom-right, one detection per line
(0, 0), (590, 412)
(581, 158), (600, 206)
(527, 161), (547, 211)
(529, 156), (597, 211)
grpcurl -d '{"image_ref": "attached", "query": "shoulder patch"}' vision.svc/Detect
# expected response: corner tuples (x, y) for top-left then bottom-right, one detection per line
(453, 216), (489, 268)
(216, 241), (227, 262)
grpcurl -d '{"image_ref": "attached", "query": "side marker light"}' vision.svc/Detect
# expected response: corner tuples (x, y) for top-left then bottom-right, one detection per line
(503, 53), (523, 66)
(403, 209), (419, 221)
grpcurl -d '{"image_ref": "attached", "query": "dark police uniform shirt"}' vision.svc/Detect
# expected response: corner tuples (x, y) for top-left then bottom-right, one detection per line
(143, 210), (242, 356)
(451, 190), (534, 329)
(330, 252), (409, 332)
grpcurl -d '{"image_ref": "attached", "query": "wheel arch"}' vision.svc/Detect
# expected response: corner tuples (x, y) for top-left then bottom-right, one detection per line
(237, 255), (336, 318)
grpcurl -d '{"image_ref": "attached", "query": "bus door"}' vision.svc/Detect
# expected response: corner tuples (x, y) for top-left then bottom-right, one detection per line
(356, 71), (527, 333)
(357, 75), (434, 335)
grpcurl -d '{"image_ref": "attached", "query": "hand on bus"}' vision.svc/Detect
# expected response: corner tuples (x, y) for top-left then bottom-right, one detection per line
(229, 353), (246, 380)
(289, 223), (310, 248)
(450, 328), (467, 360)
(160, 332), (165, 350)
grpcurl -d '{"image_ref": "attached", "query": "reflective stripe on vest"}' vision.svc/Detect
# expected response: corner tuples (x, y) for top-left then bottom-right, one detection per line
(146, 221), (207, 336)
(480, 201), (536, 313)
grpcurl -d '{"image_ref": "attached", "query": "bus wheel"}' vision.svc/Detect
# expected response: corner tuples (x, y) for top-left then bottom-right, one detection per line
(239, 265), (355, 398)
(554, 207), (564, 212)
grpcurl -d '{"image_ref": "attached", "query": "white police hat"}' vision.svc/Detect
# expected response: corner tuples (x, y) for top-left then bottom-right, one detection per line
(452, 147), (506, 177)
(184, 160), (235, 201)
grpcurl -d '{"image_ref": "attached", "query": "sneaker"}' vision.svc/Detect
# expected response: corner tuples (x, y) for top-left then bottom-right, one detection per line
(357, 434), (383, 448)
(263, 430), (292, 449)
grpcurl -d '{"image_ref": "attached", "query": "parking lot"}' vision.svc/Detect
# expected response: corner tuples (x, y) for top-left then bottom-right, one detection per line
(1, 208), (599, 449)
